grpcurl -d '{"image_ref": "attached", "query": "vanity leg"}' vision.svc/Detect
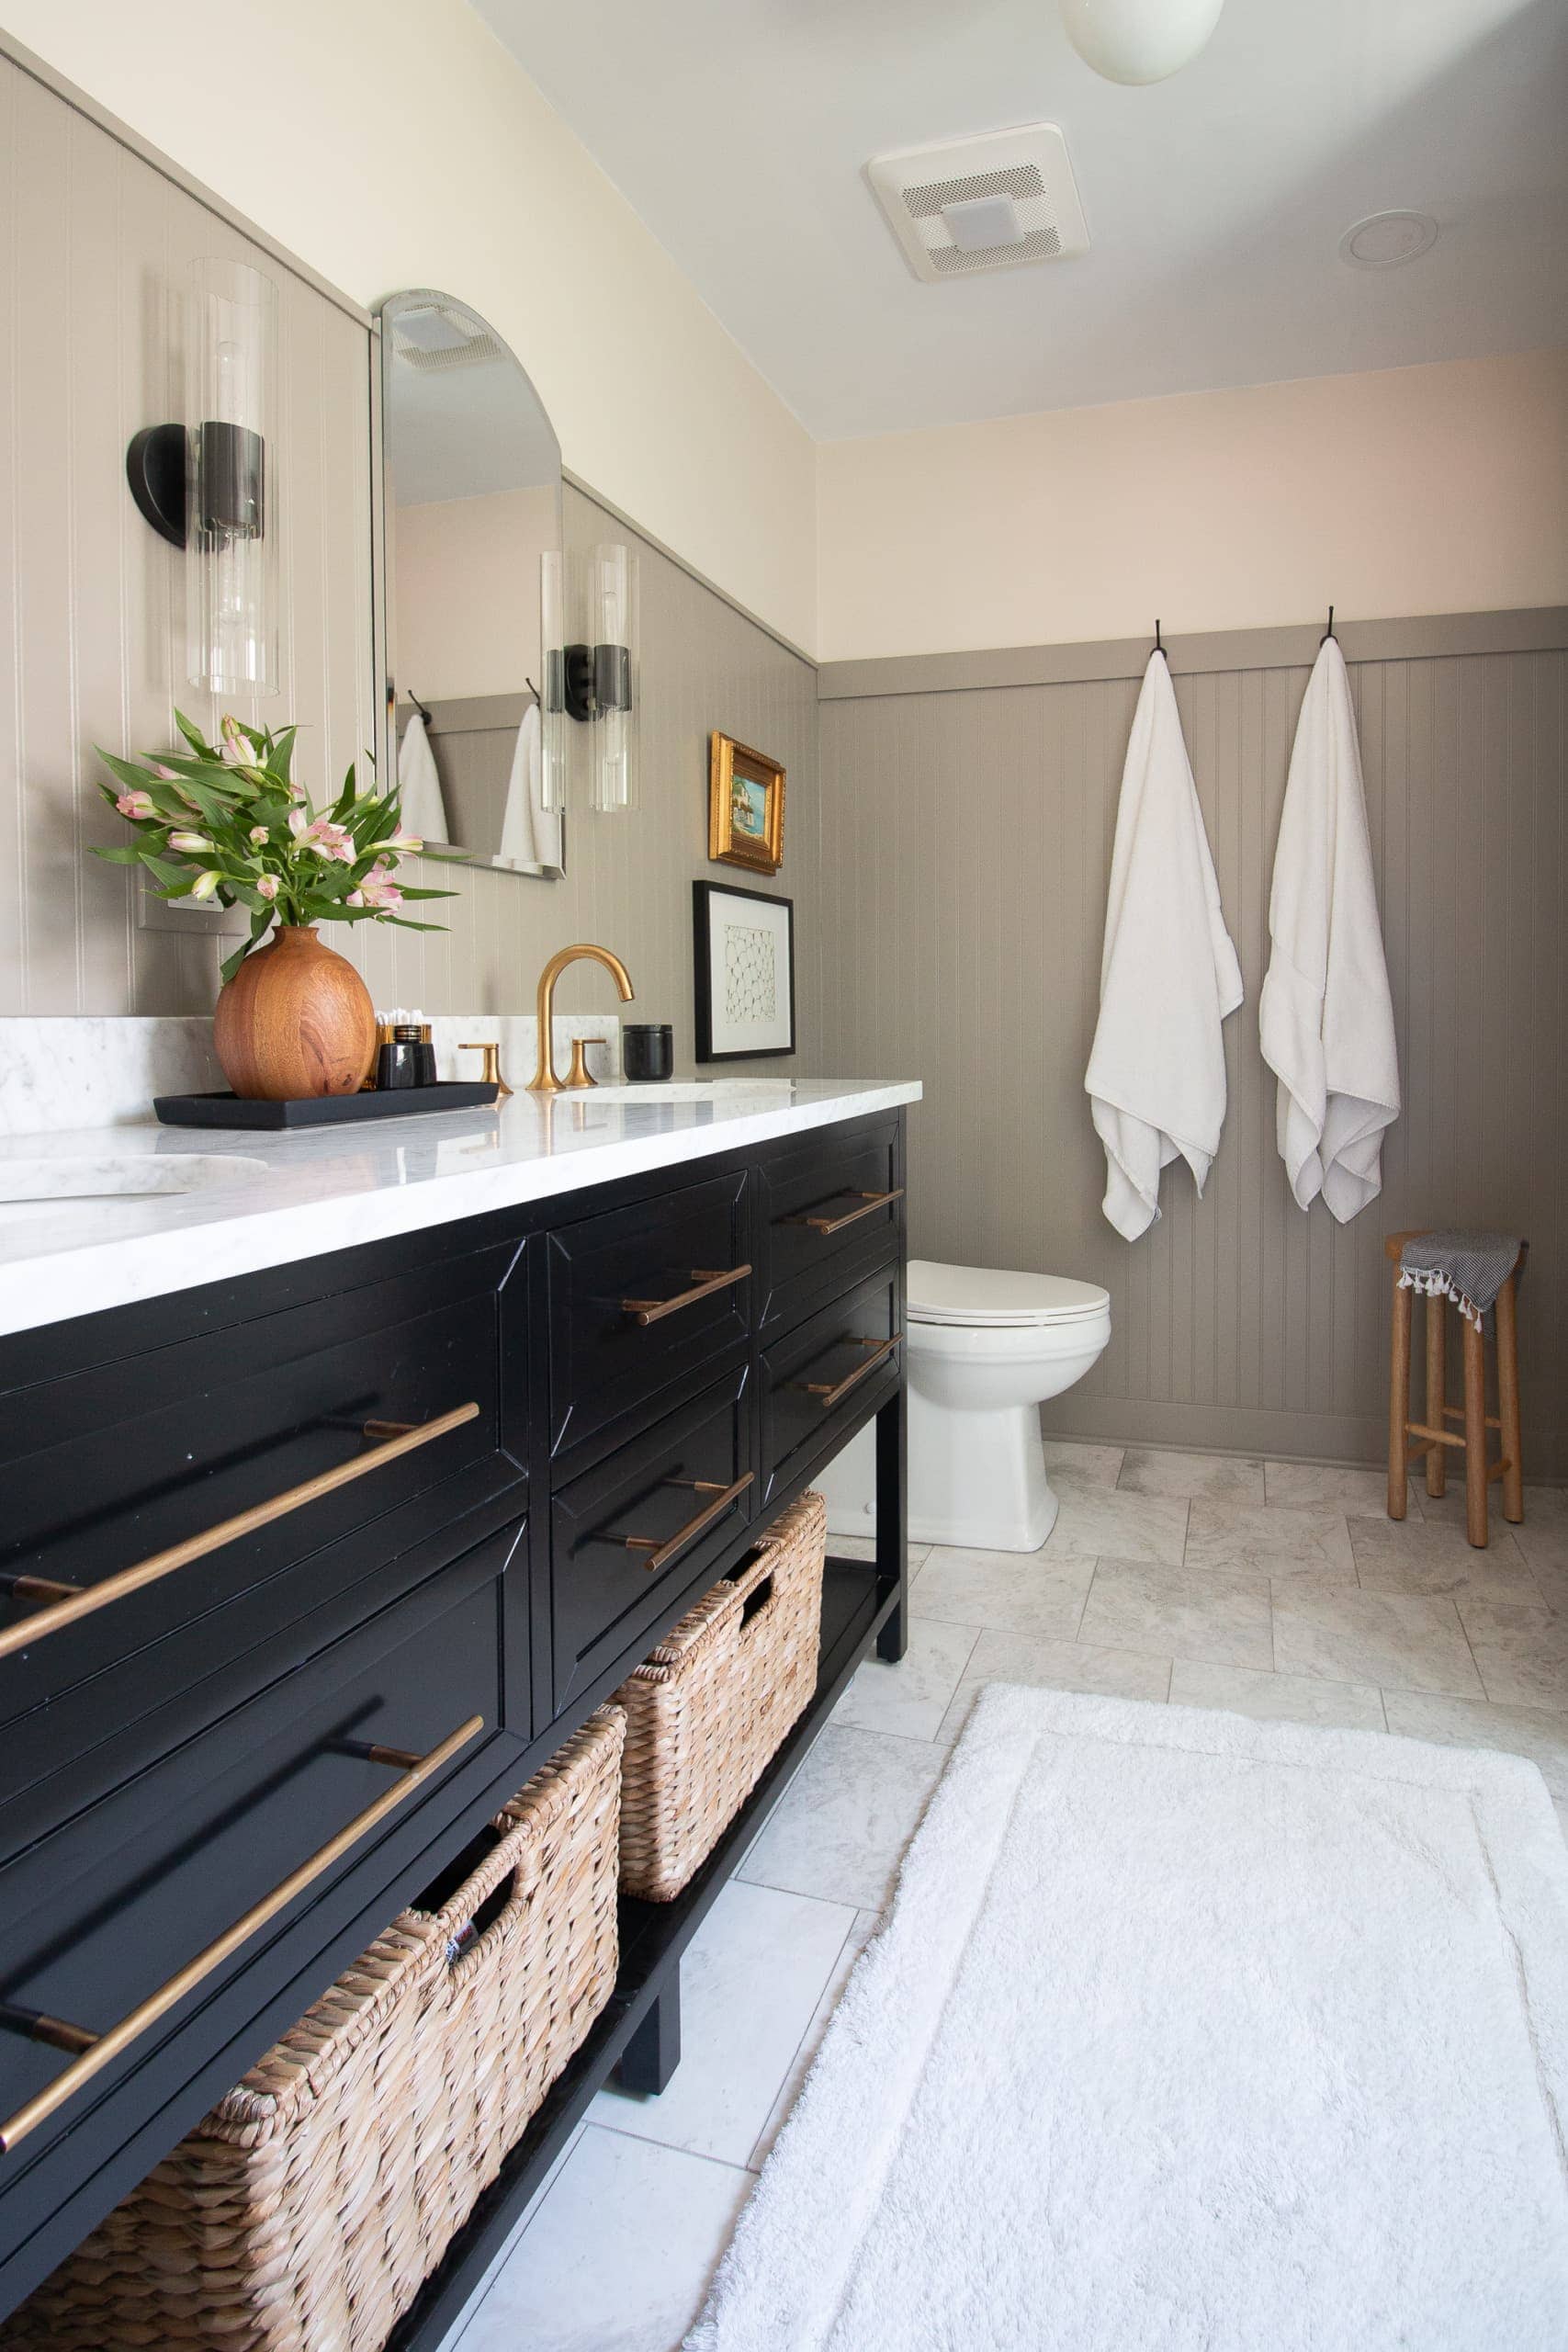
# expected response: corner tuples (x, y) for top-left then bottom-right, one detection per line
(874, 1384), (908, 1663)
(618, 1974), (682, 2097)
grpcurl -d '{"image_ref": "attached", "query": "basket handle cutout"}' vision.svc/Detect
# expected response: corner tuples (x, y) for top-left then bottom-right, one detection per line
(739, 1573), (775, 1633)
(444, 1867), (522, 1966)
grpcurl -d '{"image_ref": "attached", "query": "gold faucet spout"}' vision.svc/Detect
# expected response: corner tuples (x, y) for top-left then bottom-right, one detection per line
(529, 943), (636, 1092)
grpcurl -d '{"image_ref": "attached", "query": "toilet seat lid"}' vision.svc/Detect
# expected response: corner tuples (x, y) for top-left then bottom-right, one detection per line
(906, 1260), (1111, 1329)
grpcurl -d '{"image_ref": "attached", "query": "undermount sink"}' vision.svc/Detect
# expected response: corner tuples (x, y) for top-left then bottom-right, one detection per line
(0, 1153), (268, 1224)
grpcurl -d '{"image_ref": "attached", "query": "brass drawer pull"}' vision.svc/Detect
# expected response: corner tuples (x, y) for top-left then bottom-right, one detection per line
(800, 1334), (902, 1412)
(784, 1187), (903, 1238)
(621, 1263), (751, 1327)
(0, 1713), (485, 2154)
(0, 1402), (481, 1665)
(624, 1473), (754, 1574)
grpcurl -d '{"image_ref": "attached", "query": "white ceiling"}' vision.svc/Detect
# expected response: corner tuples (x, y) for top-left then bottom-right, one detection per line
(472, 0), (1568, 440)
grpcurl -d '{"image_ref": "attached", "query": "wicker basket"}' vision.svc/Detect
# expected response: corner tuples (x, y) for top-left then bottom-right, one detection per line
(615, 1489), (826, 1902)
(3, 1707), (625, 2352)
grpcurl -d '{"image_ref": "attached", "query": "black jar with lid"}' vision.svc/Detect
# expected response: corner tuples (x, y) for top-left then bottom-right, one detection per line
(621, 1023), (674, 1082)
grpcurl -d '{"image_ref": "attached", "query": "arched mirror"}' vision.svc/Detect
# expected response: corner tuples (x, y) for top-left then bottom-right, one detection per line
(378, 288), (566, 877)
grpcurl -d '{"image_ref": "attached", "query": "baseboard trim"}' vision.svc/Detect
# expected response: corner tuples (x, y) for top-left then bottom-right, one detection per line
(1041, 1394), (1567, 1481)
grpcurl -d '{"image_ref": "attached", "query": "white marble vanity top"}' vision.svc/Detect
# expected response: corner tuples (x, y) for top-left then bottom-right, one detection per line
(0, 1080), (920, 1340)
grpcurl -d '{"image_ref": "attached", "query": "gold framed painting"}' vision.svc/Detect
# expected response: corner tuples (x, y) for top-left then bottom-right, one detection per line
(709, 733), (785, 875)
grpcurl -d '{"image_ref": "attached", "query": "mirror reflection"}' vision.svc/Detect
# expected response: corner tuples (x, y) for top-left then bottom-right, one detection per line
(379, 288), (566, 877)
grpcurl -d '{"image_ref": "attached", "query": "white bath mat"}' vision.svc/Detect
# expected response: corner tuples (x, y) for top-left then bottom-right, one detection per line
(689, 1684), (1568, 2351)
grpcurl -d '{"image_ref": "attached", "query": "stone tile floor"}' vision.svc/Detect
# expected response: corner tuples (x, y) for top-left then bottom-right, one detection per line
(443, 1445), (1568, 2352)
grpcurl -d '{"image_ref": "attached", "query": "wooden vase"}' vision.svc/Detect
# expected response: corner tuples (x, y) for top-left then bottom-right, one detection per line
(213, 925), (377, 1102)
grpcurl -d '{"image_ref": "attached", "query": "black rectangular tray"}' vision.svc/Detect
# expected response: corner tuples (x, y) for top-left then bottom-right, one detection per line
(153, 1082), (501, 1131)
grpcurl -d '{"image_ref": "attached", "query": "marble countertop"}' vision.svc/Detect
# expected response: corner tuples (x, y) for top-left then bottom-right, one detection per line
(0, 1079), (920, 1340)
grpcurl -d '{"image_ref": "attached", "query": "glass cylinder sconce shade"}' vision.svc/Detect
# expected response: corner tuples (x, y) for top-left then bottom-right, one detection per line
(186, 259), (278, 694)
(587, 542), (637, 813)
(538, 548), (569, 816)
(557, 542), (639, 813)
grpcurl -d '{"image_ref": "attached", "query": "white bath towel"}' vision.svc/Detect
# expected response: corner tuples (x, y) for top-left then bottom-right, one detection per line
(396, 709), (450, 847)
(1086, 652), (1244, 1240)
(497, 699), (561, 871)
(1259, 637), (1399, 1221)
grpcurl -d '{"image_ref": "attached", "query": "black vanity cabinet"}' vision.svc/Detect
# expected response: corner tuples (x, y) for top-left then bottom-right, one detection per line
(0, 1108), (908, 2334)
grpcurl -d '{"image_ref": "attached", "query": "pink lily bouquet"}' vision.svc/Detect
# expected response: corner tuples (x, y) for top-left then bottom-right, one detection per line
(94, 711), (461, 984)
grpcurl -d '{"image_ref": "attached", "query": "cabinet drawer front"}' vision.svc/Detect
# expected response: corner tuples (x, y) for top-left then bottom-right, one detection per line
(550, 1371), (752, 1712)
(760, 1265), (902, 1509)
(547, 1170), (750, 1456)
(756, 1118), (903, 1330)
(0, 1246), (522, 1746)
(0, 1528), (514, 2188)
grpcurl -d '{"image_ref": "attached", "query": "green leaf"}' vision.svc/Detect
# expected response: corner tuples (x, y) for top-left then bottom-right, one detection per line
(140, 852), (197, 886)
(219, 908), (276, 985)
(378, 914), (447, 933)
(96, 750), (164, 796)
(175, 779), (242, 831)
(268, 726), (298, 784)
(392, 885), (459, 901)
(89, 843), (146, 865)
(173, 709), (215, 756)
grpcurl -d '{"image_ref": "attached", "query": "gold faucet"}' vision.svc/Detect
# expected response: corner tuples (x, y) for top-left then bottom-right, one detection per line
(529, 943), (635, 1092)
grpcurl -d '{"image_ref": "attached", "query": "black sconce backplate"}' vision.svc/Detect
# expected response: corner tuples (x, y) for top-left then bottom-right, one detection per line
(127, 421), (266, 548)
(126, 423), (188, 548)
(562, 640), (632, 724)
(563, 642), (595, 723)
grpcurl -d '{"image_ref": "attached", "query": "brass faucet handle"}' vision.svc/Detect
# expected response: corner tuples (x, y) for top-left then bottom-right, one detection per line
(565, 1036), (597, 1090)
(458, 1042), (513, 1098)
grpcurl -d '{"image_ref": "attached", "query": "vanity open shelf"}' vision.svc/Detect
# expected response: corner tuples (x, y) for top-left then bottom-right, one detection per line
(382, 1551), (900, 2352)
(0, 1096), (912, 2336)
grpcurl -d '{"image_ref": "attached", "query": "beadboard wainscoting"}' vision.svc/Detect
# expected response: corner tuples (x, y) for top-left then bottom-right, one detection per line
(817, 613), (1568, 1476)
(0, 45), (376, 1020)
(0, 41), (819, 1071)
(355, 481), (820, 1072)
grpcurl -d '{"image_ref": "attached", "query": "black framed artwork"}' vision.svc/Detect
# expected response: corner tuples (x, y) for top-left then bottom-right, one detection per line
(692, 880), (795, 1061)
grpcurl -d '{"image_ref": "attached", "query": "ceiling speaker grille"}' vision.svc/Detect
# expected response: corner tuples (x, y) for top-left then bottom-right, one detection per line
(903, 164), (1045, 220)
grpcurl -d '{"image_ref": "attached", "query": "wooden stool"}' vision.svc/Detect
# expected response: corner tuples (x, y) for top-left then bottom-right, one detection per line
(1386, 1230), (1524, 1548)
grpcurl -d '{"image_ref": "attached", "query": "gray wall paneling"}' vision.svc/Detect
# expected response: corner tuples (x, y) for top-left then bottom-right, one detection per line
(0, 45), (818, 1070)
(818, 623), (1568, 1476)
(354, 481), (818, 1070)
(0, 49), (375, 1017)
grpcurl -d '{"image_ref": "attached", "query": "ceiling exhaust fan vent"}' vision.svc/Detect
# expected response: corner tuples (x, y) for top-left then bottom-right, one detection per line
(867, 127), (1089, 284)
(389, 302), (509, 371)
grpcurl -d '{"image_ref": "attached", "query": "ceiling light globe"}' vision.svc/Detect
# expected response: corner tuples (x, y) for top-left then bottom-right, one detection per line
(1059, 0), (1225, 85)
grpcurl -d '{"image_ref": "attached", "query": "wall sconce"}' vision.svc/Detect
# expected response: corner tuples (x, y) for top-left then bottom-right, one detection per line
(560, 542), (639, 812)
(126, 257), (279, 695)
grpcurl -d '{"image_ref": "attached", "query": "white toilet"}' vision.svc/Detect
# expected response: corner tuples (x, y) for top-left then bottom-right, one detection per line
(818, 1259), (1111, 1553)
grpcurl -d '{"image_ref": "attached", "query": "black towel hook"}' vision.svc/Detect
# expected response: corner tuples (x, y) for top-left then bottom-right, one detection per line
(1153, 618), (1165, 659)
(406, 688), (434, 725)
(1320, 605), (1336, 646)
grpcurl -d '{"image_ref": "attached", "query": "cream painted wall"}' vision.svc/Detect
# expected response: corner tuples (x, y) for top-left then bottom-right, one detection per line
(816, 352), (1568, 662)
(0, 0), (818, 653)
(394, 488), (556, 702)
